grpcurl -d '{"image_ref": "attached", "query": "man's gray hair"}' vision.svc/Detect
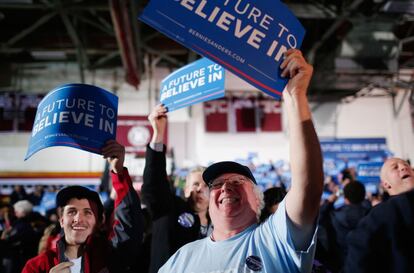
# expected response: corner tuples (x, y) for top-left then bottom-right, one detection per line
(253, 184), (265, 221)
(13, 200), (33, 216)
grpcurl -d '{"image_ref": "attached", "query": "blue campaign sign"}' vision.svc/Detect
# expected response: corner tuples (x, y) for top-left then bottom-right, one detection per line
(160, 57), (225, 111)
(40, 191), (58, 211)
(139, 0), (305, 100)
(25, 83), (118, 160)
(357, 162), (383, 184)
(320, 138), (388, 160)
(320, 138), (388, 177)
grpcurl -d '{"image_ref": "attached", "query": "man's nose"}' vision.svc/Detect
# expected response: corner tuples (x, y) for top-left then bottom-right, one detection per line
(74, 212), (83, 222)
(220, 181), (234, 192)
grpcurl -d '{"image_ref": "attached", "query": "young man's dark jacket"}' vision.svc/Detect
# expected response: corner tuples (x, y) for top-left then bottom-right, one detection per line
(21, 168), (144, 273)
(142, 145), (207, 273)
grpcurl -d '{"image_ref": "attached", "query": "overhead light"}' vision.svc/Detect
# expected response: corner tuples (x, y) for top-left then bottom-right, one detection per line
(383, 1), (414, 14)
(31, 51), (67, 61)
(0, 0), (33, 3)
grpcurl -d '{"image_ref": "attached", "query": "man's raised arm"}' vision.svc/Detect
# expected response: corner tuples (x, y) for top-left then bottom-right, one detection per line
(282, 49), (323, 231)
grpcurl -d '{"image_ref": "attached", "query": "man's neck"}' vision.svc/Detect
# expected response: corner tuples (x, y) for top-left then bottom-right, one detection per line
(211, 227), (245, 241)
(211, 221), (256, 241)
(65, 244), (82, 260)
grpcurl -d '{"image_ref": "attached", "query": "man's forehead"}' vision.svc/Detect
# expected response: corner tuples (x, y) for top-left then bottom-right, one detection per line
(216, 173), (248, 180)
(64, 198), (94, 209)
(385, 158), (408, 167)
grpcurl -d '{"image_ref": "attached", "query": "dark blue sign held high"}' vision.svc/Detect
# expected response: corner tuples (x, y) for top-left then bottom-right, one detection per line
(25, 83), (118, 160)
(139, 0), (305, 100)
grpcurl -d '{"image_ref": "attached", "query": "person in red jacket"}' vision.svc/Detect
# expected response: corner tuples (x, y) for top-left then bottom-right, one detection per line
(22, 140), (144, 273)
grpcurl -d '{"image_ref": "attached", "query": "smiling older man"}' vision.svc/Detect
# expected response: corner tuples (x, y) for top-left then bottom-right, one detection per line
(158, 49), (324, 273)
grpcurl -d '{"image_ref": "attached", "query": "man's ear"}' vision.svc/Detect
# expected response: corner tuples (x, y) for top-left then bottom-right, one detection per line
(382, 180), (392, 190)
(59, 215), (64, 228)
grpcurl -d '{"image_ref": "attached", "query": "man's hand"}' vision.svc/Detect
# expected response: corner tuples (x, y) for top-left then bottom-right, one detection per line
(148, 104), (167, 143)
(102, 140), (125, 174)
(281, 49), (313, 100)
(49, 262), (74, 273)
(281, 49), (313, 123)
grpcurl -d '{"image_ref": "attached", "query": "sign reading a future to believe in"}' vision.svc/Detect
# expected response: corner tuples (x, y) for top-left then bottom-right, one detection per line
(160, 57), (225, 112)
(25, 84), (118, 160)
(139, 0), (305, 99)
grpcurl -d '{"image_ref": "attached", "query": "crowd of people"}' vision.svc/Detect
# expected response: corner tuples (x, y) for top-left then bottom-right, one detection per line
(0, 50), (413, 273)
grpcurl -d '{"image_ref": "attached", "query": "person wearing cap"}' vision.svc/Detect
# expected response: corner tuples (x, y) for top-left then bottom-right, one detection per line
(142, 104), (211, 273)
(22, 140), (144, 273)
(158, 49), (324, 273)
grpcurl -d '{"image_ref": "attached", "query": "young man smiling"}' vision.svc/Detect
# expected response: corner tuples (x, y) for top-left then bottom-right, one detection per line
(158, 49), (324, 273)
(22, 140), (144, 273)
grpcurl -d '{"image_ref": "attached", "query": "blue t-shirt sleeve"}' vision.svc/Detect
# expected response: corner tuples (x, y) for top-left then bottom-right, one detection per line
(271, 198), (317, 252)
(259, 198), (317, 272)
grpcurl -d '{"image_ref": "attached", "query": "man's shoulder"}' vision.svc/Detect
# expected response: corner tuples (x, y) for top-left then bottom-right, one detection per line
(23, 250), (56, 272)
(370, 191), (414, 218)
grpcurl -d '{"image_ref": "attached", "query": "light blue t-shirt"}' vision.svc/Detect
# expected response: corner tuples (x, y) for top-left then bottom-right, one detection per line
(158, 199), (317, 273)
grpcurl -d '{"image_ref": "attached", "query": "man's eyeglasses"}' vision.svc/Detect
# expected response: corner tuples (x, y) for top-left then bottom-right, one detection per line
(209, 175), (250, 190)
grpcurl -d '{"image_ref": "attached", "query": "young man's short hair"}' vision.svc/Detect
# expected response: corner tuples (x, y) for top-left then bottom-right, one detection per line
(344, 181), (366, 204)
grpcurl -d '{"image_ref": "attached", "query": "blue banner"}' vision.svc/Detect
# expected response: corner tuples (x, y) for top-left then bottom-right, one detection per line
(160, 58), (225, 111)
(25, 83), (118, 160)
(139, 0), (305, 100)
(320, 138), (389, 177)
(320, 138), (388, 160)
(40, 191), (57, 211)
(357, 162), (383, 184)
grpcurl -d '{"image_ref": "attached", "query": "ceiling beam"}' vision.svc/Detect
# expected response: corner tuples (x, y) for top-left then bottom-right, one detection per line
(140, 44), (185, 66)
(76, 13), (114, 35)
(57, 1), (88, 82)
(286, 3), (337, 19)
(91, 51), (120, 69)
(307, 0), (365, 64)
(0, 3), (109, 11)
(4, 11), (57, 48)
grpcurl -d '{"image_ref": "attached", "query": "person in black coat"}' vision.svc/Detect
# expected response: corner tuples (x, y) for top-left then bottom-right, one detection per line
(344, 158), (414, 273)
(141, 104), (211, 273)
(344, 188), (414, 273)
(318, 181), (370, 272)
